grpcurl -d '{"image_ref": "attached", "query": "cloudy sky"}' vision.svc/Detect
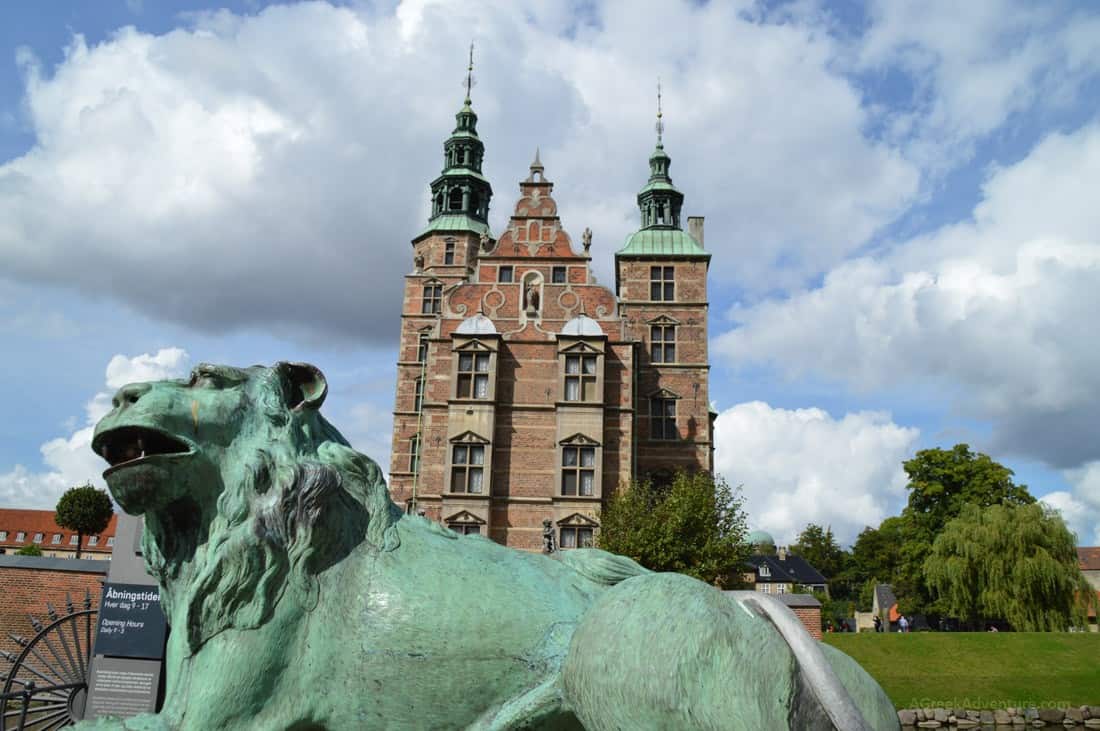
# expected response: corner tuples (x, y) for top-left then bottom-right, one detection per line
(2, 0), (1098, 547)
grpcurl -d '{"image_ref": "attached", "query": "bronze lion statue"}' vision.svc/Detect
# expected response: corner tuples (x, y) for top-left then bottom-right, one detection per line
(83, 362), (898, 730)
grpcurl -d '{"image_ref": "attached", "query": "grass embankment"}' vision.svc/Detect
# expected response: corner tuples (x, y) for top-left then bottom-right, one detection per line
(823, 632), (1100, 709)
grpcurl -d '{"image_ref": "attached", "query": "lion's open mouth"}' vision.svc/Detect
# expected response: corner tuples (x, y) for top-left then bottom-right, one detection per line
(93, 427), (194, 475)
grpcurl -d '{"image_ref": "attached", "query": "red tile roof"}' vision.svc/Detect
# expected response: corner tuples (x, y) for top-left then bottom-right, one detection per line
(0, 508), (117, 553)
(1078, 547), (1100, 572)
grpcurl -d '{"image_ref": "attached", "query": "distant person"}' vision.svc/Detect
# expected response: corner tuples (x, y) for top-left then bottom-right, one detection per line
(988, 625), (998, 632)
(841, 619), (850, 632)
(873, 615), (883, 633)
(825, 620), (834, 633)
(899, 615), (909, 633)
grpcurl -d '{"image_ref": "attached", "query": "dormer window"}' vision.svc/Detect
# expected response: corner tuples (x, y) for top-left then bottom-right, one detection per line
(760, 564), (771, 578)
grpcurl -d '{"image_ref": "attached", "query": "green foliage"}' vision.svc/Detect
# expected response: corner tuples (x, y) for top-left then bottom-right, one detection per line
(852, 445), (1037, 616)
(54, 483), (113, 559)
(924, 502), (1096, 631)
(791, 523), (847, 579)
(15, 543), (43, 556)
(903, 444), (1034, 541)
(597, 471), (750, 587)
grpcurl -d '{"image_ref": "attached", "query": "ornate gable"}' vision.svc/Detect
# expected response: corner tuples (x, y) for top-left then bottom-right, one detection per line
(556, 513), (599, 527)
(444, 510), (486, 525)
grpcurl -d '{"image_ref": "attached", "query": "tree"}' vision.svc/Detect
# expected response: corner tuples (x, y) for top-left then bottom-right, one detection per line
(597, 471), (749, 587)
(54, 484), (114, 559)
(15, 543), (42, 556)
(903, 444), (1034, 540)
(924, 502), (1096, 631)
(791, 523), (847, 581)
(898, 445), (1034, 615)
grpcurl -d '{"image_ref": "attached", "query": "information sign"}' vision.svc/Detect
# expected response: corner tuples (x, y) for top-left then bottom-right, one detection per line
(94, 582), (167, 660)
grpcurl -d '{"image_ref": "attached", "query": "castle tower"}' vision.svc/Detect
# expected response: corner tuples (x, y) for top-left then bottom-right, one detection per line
(389, 76), (711, 551)
(614, 83), (713, 478)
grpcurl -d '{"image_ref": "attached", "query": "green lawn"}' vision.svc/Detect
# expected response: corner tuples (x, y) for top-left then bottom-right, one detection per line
(823, 632), (1100, 709)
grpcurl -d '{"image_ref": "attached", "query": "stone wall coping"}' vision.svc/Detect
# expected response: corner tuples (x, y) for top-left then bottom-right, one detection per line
(0, 554), (110, 574)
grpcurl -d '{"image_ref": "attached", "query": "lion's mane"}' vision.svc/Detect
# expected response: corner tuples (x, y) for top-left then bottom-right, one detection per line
(140, 365), (402, 652)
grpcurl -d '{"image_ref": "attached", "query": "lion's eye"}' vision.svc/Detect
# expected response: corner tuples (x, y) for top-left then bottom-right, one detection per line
(188, 369), (221, 388)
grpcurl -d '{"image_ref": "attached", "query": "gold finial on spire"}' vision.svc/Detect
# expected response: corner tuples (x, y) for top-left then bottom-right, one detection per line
(464, 42), (475, 103)
(655, 78), (664, 146)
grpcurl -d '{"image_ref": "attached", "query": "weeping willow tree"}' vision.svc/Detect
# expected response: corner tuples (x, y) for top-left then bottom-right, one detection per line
(924, 502), (1096, 631)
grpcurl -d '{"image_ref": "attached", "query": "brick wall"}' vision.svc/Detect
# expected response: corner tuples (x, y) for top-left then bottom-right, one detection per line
(792, 607), (822, 640)
(0, 556), (107, 657)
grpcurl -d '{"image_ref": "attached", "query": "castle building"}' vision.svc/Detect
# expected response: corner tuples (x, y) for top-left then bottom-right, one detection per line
(388, 82), (713, 551)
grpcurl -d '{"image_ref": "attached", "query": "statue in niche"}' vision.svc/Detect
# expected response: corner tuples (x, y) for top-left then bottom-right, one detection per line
(524, 279), (541, 313)
(80, 361), (900, 730)
(413, 253), (424, 271)
(479, 232), (491, 251)
(542, 519), (557, 554)
(582, 227), (592, 254)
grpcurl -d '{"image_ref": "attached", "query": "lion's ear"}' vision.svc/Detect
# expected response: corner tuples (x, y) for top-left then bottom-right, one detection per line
(276, 362), (328, 411)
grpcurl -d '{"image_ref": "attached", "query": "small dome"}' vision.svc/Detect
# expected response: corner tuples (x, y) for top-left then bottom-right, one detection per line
(561, 315), (603, 337)
(747, 530), (775, 548)
(455, 314), (497, 335)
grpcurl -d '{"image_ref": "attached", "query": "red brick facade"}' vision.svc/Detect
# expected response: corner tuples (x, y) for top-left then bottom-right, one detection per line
(793, 607), (823, 640)
(389, 157), (711, 550)
(0, 559), (106, 658)
(0, 509), (117, 559)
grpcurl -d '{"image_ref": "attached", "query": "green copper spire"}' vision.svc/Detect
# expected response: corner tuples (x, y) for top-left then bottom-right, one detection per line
(617, 81), (707, 260)
(637, 79), (682, 229)
(421, 43), (493, 238)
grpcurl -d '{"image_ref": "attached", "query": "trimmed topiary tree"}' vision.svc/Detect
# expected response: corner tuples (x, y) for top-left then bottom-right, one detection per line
(55, 483), (113, 559)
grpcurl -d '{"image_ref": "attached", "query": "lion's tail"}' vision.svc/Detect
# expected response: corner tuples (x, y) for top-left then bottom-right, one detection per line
(555, 548), (651, 586)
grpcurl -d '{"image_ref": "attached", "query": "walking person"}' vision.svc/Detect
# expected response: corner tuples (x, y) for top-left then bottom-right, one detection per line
(899, 614), (909, 633)
(873, 615), (882, 633)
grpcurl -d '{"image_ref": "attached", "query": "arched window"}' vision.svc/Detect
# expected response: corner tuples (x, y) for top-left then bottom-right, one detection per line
(449, 187), (463, 211)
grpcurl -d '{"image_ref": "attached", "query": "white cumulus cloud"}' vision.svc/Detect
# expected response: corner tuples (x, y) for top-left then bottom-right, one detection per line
(717, 123), (1100, 472)
(0, 348), (189, 508)
(0, 0), (920, 341)
(714, 401), (919, 546)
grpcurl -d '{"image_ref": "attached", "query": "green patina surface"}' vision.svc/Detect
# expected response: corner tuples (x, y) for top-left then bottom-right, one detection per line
(417, 213), (491, 238)
(76, 362), (895, 730)
(616, 227), (710, 258)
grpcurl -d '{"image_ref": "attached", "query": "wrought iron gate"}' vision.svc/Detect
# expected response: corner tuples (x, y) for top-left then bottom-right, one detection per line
(1, 591), (96, 730)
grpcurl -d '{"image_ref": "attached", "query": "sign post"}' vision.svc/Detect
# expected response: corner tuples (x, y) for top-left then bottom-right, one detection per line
(84, 514), (167, 720)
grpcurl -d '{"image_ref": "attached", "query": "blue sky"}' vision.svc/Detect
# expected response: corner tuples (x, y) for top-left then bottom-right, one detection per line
(1, 0), (1098, 546)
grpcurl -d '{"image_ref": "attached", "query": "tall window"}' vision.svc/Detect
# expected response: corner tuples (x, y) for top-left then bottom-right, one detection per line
(560, 526), (594, 549)
(651, 324), (676, 363)
(564, 355), (597, 401)
(444, 240), (455, 265)
(498, 266), (514, 283)
(417, 333), (429, 363)
(451, 444), (485, 493)
(650, 266), (674, 301)
(409, 435), (420, 474)
(562, 446), (596, 496)
(650, 397), (677, 440)
(456, 352), (490, 399)
(422, 282), (442, 314)
(552, 266), (566, 283)
(413, 378), (424, 412)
